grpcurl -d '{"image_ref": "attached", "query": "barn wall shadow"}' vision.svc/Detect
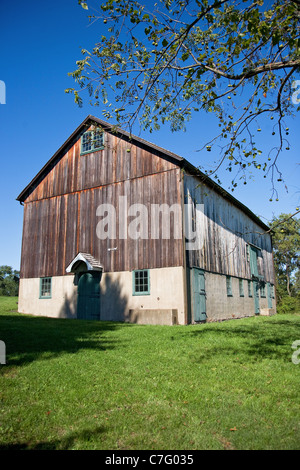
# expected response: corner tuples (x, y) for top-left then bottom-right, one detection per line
(57, 272), (129, 322)
(0, 425), (106, 450)
(99, 274), (129, 322)
(0, 274), (133, 369)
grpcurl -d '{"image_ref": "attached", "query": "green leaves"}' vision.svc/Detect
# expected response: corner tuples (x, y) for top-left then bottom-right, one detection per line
(0, 266), (19, 296)
(271, 213), (300, 298)
(78, 0), (88, 10)
(68, 0), (300, 192)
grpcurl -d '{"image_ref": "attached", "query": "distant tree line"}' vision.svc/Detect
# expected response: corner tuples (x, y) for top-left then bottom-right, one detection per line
(0, 266), (20, 296)
(271, 213), (300, 313)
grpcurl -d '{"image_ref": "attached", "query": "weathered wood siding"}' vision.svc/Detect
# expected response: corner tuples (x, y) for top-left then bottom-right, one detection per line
(184, 174), (275, 283)
(25, 129), (179, 202)
(20, 130), (184, 278)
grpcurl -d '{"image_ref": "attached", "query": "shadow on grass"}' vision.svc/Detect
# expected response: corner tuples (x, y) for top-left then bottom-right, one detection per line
(0, 273), (133, 368)
(0, 425), (106, 450)
(182, 316), (300, 363)
(0, 313), (133, 368)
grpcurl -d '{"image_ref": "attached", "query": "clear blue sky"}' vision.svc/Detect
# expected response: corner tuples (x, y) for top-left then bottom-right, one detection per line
(0, 0), (299, 271)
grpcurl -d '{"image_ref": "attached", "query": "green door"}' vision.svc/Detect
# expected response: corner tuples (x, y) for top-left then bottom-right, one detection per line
(249, 246), (260, 314)
(192, 268), (206, 322)
(77, 272), (101, 320)
(249, 245), (259, 277)
(253, 280), (260, 315)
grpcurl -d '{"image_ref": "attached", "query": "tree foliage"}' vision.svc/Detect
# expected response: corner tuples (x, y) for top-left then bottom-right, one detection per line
(67, 0), (300, 193)
(0, 266), (20, 297)
(271, 213), (300, 307)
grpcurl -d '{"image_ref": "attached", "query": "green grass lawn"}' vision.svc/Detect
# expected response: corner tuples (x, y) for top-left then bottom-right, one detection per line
(0, 296), (299, 450)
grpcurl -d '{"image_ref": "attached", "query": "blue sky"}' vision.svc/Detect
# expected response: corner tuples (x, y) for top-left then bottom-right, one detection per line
(0, 0), (299, 271)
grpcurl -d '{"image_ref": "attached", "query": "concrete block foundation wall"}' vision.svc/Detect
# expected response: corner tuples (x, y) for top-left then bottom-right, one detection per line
(18, 267), (276, 325)
(204, 271), (276, 322)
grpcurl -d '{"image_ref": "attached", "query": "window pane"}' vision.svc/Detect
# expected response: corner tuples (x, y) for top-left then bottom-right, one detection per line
(40, 277), (51, 298)
(248, 280), (252, 297)
(260, 282), (266, 297)
(82, 132), (92, 152)
(226, 276), (232, 296)
(93, 130), (104, 149)
(271, 284), (275, 298)
(239, 279), (244, 297)
(134, 270), (149, 295)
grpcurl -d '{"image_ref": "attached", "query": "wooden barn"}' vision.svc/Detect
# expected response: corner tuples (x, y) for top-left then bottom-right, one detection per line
(17, 115), (276, 324)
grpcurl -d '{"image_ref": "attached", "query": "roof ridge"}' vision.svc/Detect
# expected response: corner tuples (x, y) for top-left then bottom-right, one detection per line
(16, 115), (269, 231)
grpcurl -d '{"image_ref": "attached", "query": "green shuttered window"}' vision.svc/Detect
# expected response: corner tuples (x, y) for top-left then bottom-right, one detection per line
(260, 282), (266, 298)
(133, 270), (150, 295)
(271, 284), (275, 299)
(226, 276), (233, 297)
(248, 280), (253, 297)
(239, 279), (244, 297)
(40, 277), (52, 299)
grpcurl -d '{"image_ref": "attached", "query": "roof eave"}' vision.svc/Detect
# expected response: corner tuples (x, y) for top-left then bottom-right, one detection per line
(16, 115), (183, 203)
(16, 115), (270, 233)
(181, 159), (270, 232)
(16, 115), (93, 203)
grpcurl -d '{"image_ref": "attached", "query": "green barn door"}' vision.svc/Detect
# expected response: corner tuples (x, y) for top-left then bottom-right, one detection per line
(249, 246), (260, 315)
(77, 272), (101, 320)
(253, 280), (260, 315)
(249, 246), (259, 278)
(192, 268), (206, 322)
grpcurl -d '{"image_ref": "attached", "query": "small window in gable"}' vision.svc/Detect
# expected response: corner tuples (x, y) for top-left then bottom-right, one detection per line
(81, 129), (104, 154)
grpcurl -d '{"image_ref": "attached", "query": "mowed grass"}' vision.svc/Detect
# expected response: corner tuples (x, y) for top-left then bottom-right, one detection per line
(0, 296), (299, 450)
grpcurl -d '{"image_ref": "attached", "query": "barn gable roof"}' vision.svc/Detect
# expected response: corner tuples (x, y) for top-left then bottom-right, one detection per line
(16, 115), (270, 232)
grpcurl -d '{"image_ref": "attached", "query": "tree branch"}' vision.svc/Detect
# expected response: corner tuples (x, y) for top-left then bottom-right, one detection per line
(203, 59), (300, 81)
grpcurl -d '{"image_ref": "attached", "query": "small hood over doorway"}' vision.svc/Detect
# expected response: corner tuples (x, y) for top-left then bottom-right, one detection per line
(66, 252), (103, 274)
